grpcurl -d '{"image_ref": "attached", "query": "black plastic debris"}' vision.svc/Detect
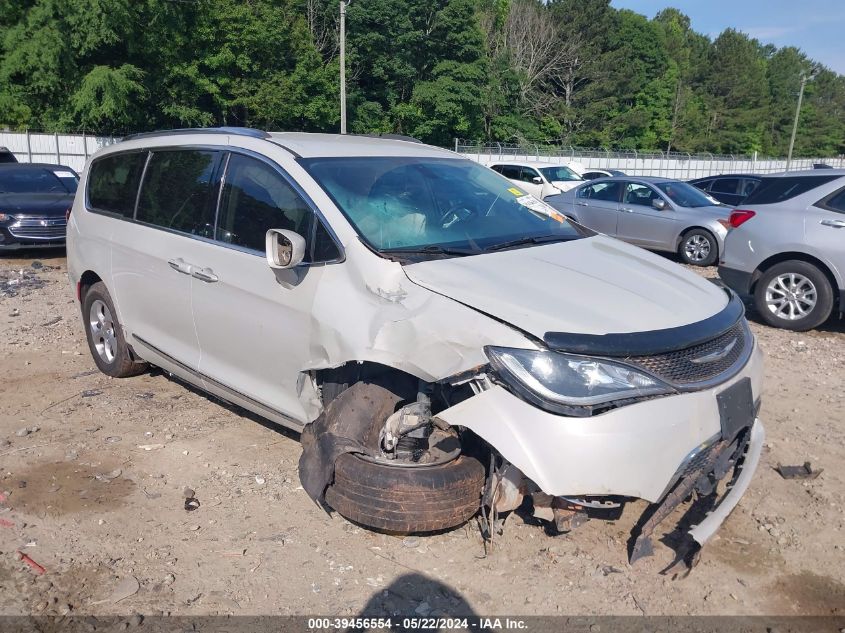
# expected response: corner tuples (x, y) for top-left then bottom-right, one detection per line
(775, 462), (823, 480)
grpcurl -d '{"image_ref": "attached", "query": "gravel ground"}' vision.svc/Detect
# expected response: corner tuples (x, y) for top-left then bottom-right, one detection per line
(0, 250), (843, 618)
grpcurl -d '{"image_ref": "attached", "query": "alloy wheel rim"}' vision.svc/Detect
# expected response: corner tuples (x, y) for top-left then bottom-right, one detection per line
(765, 273), (817, 320)
(89, 299), (117, 363)
(684, 234), (711, 262)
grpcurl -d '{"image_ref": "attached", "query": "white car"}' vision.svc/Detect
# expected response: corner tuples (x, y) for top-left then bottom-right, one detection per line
(488, 161), (584, 199)
(67, 128), (764, 566)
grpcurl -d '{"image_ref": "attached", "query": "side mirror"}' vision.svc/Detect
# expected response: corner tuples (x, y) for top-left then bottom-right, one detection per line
(531, 176), (543, 185)
(652, 198), (668, 211)
(266, 229), (306, 269)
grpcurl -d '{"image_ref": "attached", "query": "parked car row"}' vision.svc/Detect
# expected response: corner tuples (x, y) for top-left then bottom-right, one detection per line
(487, 161), (628, 200)
(545, 176), (729, 266)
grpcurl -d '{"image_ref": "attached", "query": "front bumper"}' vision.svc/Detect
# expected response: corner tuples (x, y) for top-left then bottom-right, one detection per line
(436, 341), (763, 503)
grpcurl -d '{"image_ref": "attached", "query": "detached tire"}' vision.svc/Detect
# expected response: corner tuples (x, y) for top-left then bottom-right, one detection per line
(82, 282), (148, 378)
(326, 454), (485, 533)
(322, 382), (485, 533)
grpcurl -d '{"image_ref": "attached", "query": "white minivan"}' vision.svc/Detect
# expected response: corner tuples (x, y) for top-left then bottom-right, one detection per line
(68, 128), (764, 567)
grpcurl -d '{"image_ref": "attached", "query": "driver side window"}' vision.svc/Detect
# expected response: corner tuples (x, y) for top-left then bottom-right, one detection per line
(518, 167), (541, 184)
(624, 183), (661, 207)
(217, 154), (339, 262)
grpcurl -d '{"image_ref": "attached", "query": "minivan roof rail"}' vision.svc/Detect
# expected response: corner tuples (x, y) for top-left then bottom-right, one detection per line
(122, 127), (271, 141)
(354, 133), (423, 144)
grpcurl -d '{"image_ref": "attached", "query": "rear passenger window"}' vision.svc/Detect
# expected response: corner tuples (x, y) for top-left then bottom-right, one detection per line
(817, 187), (845, 214)
(87, 152), (147, 217)
(136, 150), (221, 237)
(498, 165), (521, 179)
(217, 154), (311, 253)
(581, 181), (621, 202)
(711, 178), (739, 194)
(744, 176), (838, 204)
(740, 179), (759, 196)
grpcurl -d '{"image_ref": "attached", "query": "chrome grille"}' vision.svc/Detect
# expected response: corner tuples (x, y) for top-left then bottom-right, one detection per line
(8, 217), (66, 240)
(625, 321), (749, 388)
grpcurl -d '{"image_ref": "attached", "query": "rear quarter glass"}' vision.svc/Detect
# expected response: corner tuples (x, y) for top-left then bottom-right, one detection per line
(87, 152), (148, 217)
(743, 175), (839, 205)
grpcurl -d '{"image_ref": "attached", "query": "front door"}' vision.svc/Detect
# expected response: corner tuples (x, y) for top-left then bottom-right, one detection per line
(617, 182), (678, 249)
(190, 152), (335, 425)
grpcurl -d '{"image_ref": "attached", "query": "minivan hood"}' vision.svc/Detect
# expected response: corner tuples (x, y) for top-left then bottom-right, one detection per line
(403, 235), (729, 338)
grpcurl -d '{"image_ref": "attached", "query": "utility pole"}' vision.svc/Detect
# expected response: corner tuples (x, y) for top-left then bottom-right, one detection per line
(786, 69), (816, 170)
(339, 1), (350, 134)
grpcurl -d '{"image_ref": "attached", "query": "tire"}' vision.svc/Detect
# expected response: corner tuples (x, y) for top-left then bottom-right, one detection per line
(322, 382), (485, 533)
(82, 282), (148, 378)
(679, 228), (718, 266)
(753, 260), (834, 331)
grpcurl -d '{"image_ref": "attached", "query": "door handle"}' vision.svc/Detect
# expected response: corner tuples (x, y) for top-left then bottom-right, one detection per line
(620, 207), (634, 213)
(192, 267), (219, 283)
(575, 201), (588, 206)
(820, 219), (845, 228)
(167, 258), (193, 275)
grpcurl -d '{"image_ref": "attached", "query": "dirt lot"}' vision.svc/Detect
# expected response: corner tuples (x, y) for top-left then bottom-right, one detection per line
(0, 250), (843, 618)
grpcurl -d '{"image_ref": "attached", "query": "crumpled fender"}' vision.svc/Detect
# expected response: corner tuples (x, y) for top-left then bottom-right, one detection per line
(297, 247), (537, 421)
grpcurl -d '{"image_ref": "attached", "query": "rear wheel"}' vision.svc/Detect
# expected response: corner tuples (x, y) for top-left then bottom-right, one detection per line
(679, 229), (718, 266)
(82, 282), (148, 378)
(322, 382), (485, 533)
(753, 260), (834, 331)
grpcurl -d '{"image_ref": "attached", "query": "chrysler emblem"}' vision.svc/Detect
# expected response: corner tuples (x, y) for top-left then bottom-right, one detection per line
(690, 338), (737, 364)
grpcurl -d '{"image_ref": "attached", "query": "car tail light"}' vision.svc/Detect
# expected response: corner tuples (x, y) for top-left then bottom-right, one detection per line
(729, 209), (756, 228)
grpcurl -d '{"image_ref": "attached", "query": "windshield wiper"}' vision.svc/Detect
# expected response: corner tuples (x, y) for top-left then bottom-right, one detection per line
(484, 235), (574, 252)
(381, 244), (479, 257)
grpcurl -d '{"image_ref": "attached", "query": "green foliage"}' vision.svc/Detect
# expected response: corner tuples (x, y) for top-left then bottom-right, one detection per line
(0, 0), (842, 156)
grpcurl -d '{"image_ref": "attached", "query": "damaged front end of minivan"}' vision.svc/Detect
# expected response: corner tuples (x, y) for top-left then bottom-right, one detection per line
(297, 250), (765, 572)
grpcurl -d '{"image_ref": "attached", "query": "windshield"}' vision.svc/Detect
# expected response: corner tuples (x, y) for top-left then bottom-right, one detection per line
(300, 157), (583, 256)
(540, 166), (582, 182)
(0, 168), (78, 194)
(655, 181), (718, 208)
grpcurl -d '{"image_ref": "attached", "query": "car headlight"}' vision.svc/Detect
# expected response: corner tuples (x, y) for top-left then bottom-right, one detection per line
(485, 346), (674, 415)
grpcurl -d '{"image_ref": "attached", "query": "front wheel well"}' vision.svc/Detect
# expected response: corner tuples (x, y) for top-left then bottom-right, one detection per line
(751, 253), (838, 296)
(314, 362), (422, 408)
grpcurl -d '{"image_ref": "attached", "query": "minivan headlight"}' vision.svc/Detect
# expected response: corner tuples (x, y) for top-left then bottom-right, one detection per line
(485, 346), (673, 415)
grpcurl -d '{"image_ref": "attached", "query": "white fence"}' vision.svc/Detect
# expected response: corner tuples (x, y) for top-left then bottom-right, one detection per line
(3, 130), (844, 178)
(0, 130), (120, 172)
(456, 141), (845, 178)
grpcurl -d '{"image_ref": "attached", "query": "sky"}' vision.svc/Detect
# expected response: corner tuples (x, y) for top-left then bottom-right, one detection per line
(610, 0), (845, 74)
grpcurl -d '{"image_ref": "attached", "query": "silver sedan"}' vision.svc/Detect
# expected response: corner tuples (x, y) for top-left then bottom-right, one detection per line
(546, 176), (731, 266)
